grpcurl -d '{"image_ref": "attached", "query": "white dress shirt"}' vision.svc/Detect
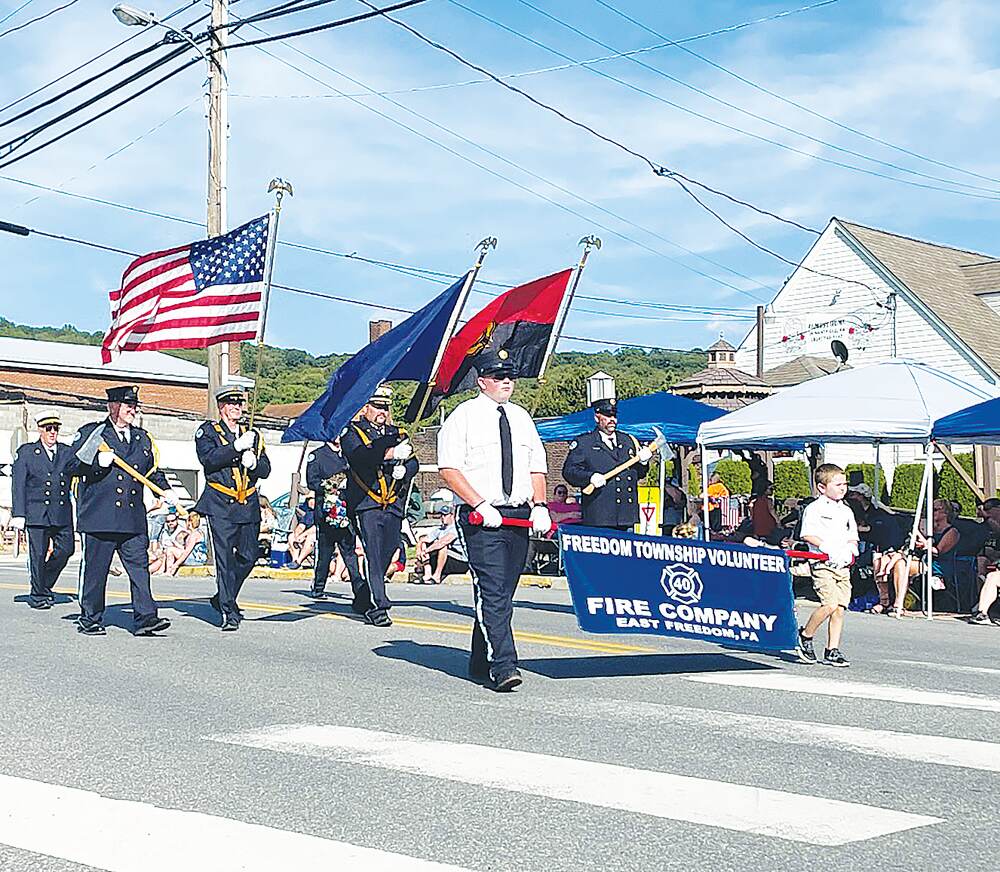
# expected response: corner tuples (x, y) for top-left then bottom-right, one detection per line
(437, 392), (547, 507)
(799, 494), (858, 567)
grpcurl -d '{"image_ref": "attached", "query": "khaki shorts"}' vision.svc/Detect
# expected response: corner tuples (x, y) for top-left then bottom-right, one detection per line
(811, 563), (852, 609)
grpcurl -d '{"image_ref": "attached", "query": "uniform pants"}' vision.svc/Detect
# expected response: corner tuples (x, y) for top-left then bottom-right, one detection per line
(458, 506), (530, 680)
(208, 516), (259, 620)
(79, 532), (157, 630)
(313, 523), (363, 596)
(354, 509), (401, 618)
(26, 524), (74, 604)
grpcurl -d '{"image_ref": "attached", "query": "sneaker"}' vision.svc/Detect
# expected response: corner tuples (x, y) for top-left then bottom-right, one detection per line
(366, 611), (392, 628)
(968, 610), (991, 625)
(493, 669), (523, 692)
(221, 615), (240, 632)
(824, 648), (850, 667)
(796, 628), (817, 664)
(77, 622), (106, 636)
(307, 590), (328, 600)
(133, 617), (171, 636)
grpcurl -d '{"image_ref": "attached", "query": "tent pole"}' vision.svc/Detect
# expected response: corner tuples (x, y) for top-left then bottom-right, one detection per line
(658, 452), (666, 536)
(873, 441), (882, 506)
(701, 450), (710, 542)
(907, 456), (930, 554)
(925, 444), (934, 621)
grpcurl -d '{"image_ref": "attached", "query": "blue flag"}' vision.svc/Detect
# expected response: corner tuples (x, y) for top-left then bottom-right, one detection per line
(282, 275), (468, 443)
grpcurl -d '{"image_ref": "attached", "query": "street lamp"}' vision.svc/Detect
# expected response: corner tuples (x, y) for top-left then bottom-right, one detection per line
(111, 4), (217, 71)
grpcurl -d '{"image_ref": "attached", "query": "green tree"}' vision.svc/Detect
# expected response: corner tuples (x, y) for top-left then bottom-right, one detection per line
(844, 463), (890, 502)
(773, 460), (811, 501)
(938, 452), (977, 517)
(890, 463), (929, 510)
(713, 459), (752, 495)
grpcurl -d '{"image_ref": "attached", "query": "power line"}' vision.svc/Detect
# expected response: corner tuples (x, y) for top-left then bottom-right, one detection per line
(0, 1), (37, 28)
(574, 0), (1000, 197)
(0, 0), (78, 41)
(592, 0), (1000, 190)
(228, 1), (842, 101)
(223, 0), (430, 50)
(0, 0), (201, 117)
(1, 218), (705, 351)
(359, 0), (822, 245)
(232, 13), (773, 302)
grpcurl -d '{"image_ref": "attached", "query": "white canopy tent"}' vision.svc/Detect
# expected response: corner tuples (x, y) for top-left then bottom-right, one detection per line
(695, 360), (999, 618)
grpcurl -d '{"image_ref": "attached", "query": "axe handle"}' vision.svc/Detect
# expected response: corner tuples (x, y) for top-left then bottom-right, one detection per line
(467, 511), (557, 533)
(581, 441), (662, 496)
(102, 446), (188, 518)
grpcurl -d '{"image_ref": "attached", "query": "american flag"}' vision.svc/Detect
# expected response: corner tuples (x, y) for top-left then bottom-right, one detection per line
(101, 215), (272, 364)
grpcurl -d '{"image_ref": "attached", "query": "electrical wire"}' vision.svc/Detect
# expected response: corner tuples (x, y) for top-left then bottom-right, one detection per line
(359, 0), (821, 240)
(231, 13), (773, 302)
(575, 0), (1000, 197)
(0, 0), (201, 117)
(592, 0), (1000, 189)
(0, 1), (37, 28)
(224, 0), (344, 30)
(223, 0), (429, 50)
(0, 0), (78, 41)
(2, 219), (708, 351)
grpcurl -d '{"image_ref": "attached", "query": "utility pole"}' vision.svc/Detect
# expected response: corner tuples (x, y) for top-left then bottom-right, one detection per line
(206, 0), (229, 417)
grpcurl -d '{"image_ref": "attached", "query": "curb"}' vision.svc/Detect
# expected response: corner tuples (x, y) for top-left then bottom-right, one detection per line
(172, 565), (567, 588)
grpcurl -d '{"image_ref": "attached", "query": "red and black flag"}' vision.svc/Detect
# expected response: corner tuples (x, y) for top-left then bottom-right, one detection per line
(404, 269), (573, 421)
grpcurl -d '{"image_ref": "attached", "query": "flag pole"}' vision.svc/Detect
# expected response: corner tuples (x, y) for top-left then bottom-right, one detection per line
(248, 177), (293, 429)
(409, 235), (497, 423)
(536, 235), (601, 383)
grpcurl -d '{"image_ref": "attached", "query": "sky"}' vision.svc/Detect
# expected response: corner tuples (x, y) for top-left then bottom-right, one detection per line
(2, 0), (999, 358)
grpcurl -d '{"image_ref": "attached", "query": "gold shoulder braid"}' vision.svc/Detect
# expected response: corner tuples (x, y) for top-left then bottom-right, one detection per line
(348, 422), (410, 509)
(207, 421), (257, 504)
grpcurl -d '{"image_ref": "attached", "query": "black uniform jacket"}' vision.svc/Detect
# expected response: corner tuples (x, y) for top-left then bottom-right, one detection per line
(68, 419), (168, 535)
(306, 444), (349, 494)
(12, 440), (75, 529)
(340, 419), (418, 517)
(192, 420), (271, 524)
(562, 428), (649, 528)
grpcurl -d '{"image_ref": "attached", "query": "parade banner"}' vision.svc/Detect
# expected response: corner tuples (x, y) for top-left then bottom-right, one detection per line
(562, 526), (798, 652)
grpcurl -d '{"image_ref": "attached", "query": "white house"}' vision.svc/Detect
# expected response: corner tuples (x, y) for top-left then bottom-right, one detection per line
(734, 218), (1000, 482)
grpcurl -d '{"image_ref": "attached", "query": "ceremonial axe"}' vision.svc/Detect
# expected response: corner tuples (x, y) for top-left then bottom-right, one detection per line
(467, 511), (558, 534)
(581, 425), (671, 496)
(76, 428), (186, 516)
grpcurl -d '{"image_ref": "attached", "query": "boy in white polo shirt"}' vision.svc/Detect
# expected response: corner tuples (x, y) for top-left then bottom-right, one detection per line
(797, 463), (858, 667)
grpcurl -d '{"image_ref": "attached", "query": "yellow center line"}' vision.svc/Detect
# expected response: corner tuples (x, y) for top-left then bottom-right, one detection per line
(0, 581), (654, 655)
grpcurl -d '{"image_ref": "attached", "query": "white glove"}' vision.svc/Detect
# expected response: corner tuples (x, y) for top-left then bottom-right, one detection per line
(392, 440), (412, 461)
(97, 451), (115, 468)
(391, 463), (407, 480)
(241, 450), (257, 470)
(234, 431), (256, 451)
(531, 505), (552, 534)
(10, 517), (25, 531)
(476, 502), (503, 528)
(589, 472), (607, 489)
(161, 489), (181, 507)
(637, 447), (653, 463)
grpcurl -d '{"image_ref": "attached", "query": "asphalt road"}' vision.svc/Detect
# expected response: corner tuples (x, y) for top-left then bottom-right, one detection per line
(1, 560), (998, 871)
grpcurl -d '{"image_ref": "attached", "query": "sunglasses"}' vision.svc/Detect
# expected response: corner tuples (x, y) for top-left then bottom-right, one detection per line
(222, 398), (246, 406)
(369, 402), (390, 410)
(41, 424), (60, 432)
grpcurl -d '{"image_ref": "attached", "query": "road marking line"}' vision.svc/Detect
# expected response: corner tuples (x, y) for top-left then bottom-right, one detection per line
(213, 725), (941, 846)
(685, 672), (1000, 713)
(882, 659), (1000, 677)
(473, 697), (1000, 773)
(0, 581), (650, 655)
(0, 773), (470, 871)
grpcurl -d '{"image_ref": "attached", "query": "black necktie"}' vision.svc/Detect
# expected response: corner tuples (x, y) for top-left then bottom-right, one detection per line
(498, 405), (513, 498)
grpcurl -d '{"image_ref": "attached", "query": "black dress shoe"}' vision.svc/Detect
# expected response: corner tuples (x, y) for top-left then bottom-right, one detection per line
(221, 615), (240, 632)
(493, 669), (523, 692)
(28, 600), (52, 610)
(134, 617), (171, 636)
(77, 622), (106, 636)
(209, 593), (221, 613)
(308, 590), (329, 600)
(366, 611), (392, 628)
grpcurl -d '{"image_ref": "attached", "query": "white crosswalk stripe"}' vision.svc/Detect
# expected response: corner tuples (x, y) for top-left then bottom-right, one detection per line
(211, 724), (942, 847)
(684, 671), (1000, 712)
(0, 773), (472, 872)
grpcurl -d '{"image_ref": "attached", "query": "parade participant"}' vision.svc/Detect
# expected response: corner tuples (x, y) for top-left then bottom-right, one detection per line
(193, 384), (271, 631)
(797, 464), (858, 667)
(341, 385), (418, 626)
(438, 352), (550, 691)
(11, 409), (75, 609)
(561, 397), (652, 531)
(305, 439), (364, 600)
(68, 386), (173, 636)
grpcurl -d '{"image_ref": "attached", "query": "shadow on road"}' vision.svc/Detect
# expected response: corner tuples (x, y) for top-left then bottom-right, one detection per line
(372, 639), (475, 684)
(519, 652), (775, 679)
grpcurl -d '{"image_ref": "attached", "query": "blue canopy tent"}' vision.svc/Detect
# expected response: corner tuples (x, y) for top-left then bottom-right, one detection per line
(536, 391), (725, 445)
(934, 396), (1000, 444)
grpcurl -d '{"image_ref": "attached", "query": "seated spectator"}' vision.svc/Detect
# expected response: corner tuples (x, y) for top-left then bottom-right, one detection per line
(887, 499), (960, 617)
(288, 495), (317, 569)
(969, 569), (1000, 624)
(661, 476), (686, 531)
(845, 483), (903, 613)
(413, 504), (463, 584)
(549, 483), (582, 525)
(749, 479), (781, 544)
(149, 508), (186, 575)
